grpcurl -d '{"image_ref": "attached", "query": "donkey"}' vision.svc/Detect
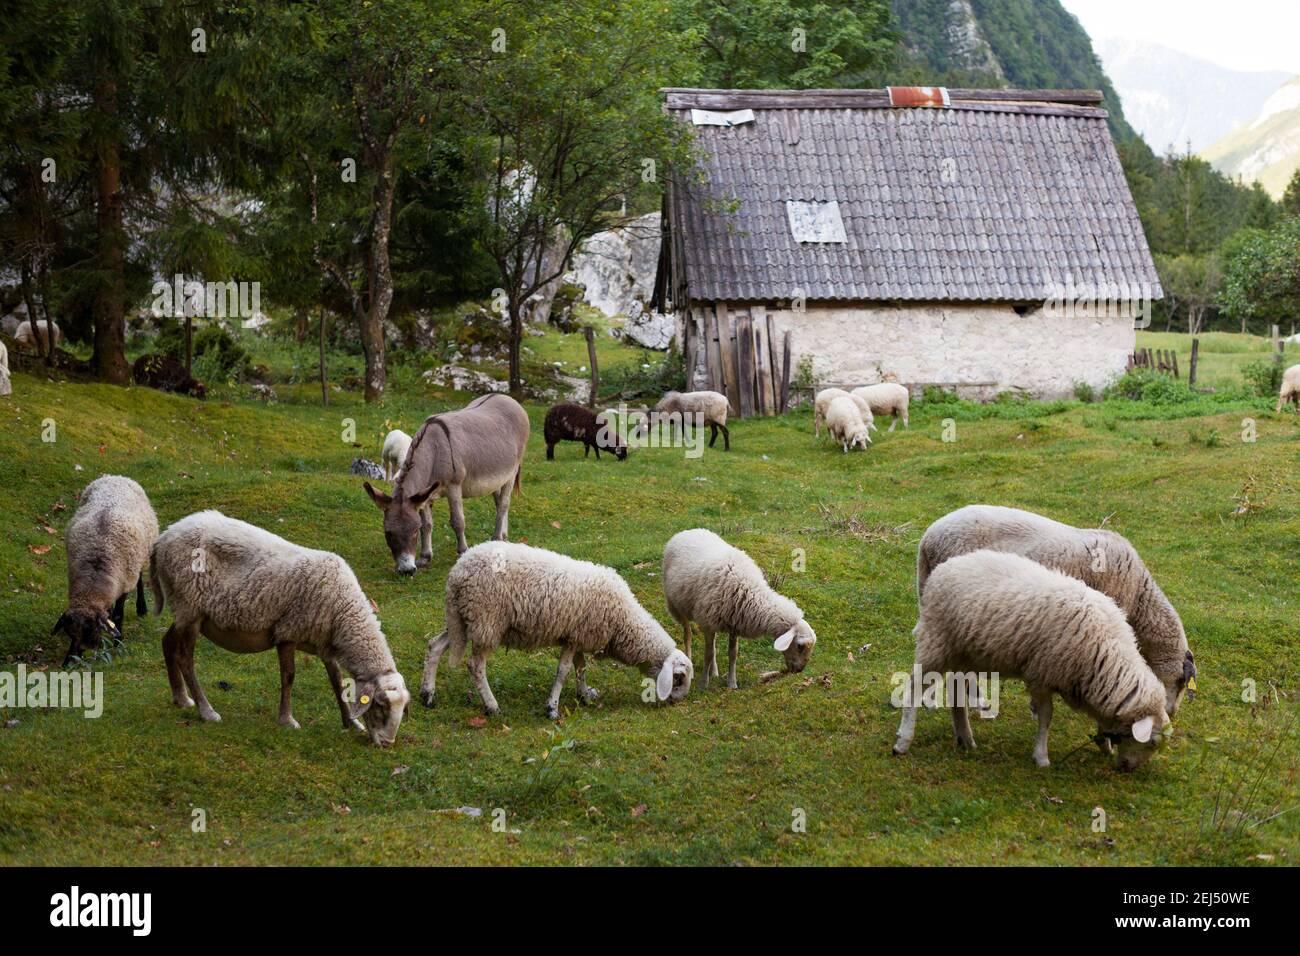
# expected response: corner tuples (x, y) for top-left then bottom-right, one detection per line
(364, 393), (530, 573)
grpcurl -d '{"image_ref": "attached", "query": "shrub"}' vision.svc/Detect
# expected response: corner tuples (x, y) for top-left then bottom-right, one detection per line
(1073, 381), (1095, 403)
(1103, 368), (1198, 405)
(1241, 358), (1283, 398)
(600, 347), (685, 400)
(157, 320), (250, 379)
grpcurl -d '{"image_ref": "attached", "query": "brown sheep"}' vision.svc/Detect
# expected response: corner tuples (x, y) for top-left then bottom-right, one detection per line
(132, 354), (207, 399)
(544, 403), (627, 460)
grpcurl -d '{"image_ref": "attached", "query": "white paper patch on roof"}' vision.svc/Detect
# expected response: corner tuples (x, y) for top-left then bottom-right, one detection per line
(786, 200), (846, 243)
(690, 108), (755, 127)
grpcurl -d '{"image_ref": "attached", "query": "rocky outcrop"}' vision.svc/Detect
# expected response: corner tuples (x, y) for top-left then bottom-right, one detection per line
(421, 364), (509, 394)
(568, 212), (660, 318)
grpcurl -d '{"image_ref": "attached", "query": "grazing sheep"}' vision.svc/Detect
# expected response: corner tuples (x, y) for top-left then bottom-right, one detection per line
(132, 354), (207, 399)
(14, 319), (61, 352)
(53, 476), (159, 666)
(662, 528), (816, 690)
(654, 390), (730, 450)
(813, 388), (873, 438)
(893, 549), (1170, 771)
(419, 541), (693, 718)
(364, 393), (529, 569)
(0, 339), (10, 396)
(381, 428), (412, 480)
(149, 511), (410, 746)
(349, 457), (386, 480)
(916, 505), (1194, 721)
(825, 395), (871, 452)
(852, 383), (909, 431)
(544, 403), (627, 460)
(1276, 364), (1300, 412)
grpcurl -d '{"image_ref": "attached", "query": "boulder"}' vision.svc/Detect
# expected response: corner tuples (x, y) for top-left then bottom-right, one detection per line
(567, 212), (662, 322)
(421, 364), (509, 394)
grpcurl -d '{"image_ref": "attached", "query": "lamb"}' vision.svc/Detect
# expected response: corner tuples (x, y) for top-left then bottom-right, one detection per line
(813, 387), (873, 437)
(852, 383), (909, 431)
(1276, 364), (1300, 412)
(654, 389), (731, 450)
(419, 541), (693, 718)
(893, 549), (1171, 771)
(14, 319), (61, 352)
(662, 528), (816, 690)
(381, 428), (412, 480)
(544, 403), (627, 460)
(132, 354), (207, 399)
(149, 510), (410, 746)
(916, 505), (1194, 722)
(52, 475), (159, 666)
(824, 395), (871, 452)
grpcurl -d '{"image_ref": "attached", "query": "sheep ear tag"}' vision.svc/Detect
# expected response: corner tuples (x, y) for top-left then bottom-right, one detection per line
(655, 660), (674, 701)
(773, 628), (796, 652)
(1132, 715), (1154, 743)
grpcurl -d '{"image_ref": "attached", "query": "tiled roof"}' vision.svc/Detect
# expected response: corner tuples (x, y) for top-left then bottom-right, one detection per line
(663, 89), (1162, 303)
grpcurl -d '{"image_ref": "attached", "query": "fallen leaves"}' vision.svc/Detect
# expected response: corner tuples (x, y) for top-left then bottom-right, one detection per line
(630, 804), (647, 818)
(28, 544), (51, 556)
(468, 716), (487, 728)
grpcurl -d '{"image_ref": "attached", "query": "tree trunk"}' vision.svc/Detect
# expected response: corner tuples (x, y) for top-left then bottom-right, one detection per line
(508, 295), (523, 394)
(319, 308), (329, 407)
(358, 152), (397, 403)
(91, 69), (130, 384)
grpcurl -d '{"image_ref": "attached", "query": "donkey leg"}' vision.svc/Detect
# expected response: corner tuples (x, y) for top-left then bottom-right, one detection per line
(492, 478), (514, 542)
(445, 486), (468, 554)
(416, 502), (433, 567)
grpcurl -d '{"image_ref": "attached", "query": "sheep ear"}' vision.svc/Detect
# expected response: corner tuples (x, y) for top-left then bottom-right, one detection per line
(50, 613), (69, 636)
(797, 624), (817, 646)
(363, 482), (392, 511)
(655, 658), (675, 701)
(101, 615), (119, 637)
(1131, 715), (1154, 743)
(773, 628), (796, 652)
(351, 681), (379, 717)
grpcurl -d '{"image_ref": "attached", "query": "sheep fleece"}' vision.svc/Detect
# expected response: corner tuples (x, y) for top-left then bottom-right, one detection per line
(67, 475), (159, 609)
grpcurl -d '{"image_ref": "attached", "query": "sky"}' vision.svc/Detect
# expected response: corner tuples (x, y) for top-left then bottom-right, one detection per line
(1061, 0), (1300, 75)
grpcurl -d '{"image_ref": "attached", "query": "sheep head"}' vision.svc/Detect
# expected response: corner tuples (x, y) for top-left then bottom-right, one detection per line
(351, 671), (410, 747)
(773, 619), (817, 672)
(53, 608), (118, 666)
(651, 648), (693, 702)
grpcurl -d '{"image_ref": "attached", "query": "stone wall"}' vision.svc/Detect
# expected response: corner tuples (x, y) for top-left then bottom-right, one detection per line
(685, 302), (1138, 400)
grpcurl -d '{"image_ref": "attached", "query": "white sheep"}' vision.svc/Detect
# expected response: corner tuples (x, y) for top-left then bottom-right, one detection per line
(893, 549), (1170, 771)
(14, 319), (61, 352)
(150, 510), (410, 746)
(1276, 364), (1300, 412)
(0, 339), (10, 396)
(824, 395), (871, 452)
(916, 505), (1194, 723)
(419, 541), (693, 718)
(381, 428), (412, 480)
(813, 387), (873, 438)
(662, 528), (816, 689)
(852, 383), (909, 431)
(654, 389), (731, 450)
(53, 475), (159, 666)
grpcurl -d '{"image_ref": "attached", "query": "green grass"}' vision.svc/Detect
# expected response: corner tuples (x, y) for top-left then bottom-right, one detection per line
(1136, 331), (1283, 389)
(1, 365), (1297, 866)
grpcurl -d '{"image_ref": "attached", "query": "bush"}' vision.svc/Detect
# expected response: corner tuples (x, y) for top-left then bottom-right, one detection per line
(600, 348), (686, 400)
(1241, 358), (1283, 398)
(156, 320), (251, 379)
(1073, 381), (1095, 403)
(1103, 368), (1198, 405)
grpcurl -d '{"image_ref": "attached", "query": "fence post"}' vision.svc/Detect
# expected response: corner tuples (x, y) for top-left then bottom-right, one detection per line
(585, 326), (599, 409)
(1189, 338), (1199, 387)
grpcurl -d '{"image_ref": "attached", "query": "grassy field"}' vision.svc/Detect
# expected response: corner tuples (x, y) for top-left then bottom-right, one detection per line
(1135, 330), (1283, 389)
(1, 343), (1297, 866)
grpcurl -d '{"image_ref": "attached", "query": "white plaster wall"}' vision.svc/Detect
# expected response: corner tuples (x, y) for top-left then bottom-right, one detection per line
(768, 303), (1137, 399)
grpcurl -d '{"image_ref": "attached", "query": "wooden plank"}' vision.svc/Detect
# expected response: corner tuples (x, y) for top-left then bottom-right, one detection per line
(735, 313), (755, 419)
(1189, 338), (1199, 387)
(681, 309), (695, 392)
(717, 309), (740, 416)
(752, 306), (771, 415)
(780, 329), (792, 413)
(765, 312), (780, 412)
(707, 305), (723, 393)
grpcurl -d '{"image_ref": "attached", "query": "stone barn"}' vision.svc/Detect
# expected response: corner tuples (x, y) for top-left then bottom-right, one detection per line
(652, 87), (1162, 408)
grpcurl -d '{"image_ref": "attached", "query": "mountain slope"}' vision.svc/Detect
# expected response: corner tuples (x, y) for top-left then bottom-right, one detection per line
(1202, 77), (1300, 197)
(889, 0), (1141, 145)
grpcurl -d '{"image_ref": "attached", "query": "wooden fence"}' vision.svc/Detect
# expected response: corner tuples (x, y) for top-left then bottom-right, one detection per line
(1127, 347), (1179, 378)
(684, 304), (793, 418)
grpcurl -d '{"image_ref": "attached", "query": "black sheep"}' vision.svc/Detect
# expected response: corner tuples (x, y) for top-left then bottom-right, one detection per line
(132, 354), (207, 399)
(544, 403), (627, 460)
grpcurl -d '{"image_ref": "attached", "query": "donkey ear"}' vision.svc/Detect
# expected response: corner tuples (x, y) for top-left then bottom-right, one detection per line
(655, 659), (675, 701)
(773, 628), (796, 652)
(50, 613), (69, 636)
(407, 482), (441, 508)
(1131, 715), (1155, 743)
(363, 482), (392, 511)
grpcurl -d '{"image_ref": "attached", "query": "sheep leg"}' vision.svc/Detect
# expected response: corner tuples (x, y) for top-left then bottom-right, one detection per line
(717, 422), (730, 451)
(468, 649), (500, 716)
(699, 631), (715, 690)
(814, 411), (822, 438)
(892, 669), (918, 755)
(951, 699), (975, 750)
(708, 422), (718, 447)
(888, 411), (898, 433)
(1095, 722), (1113, 755)
(574, 650), (598, 703)
(276, 642), (299, 729)
(446, 485), (469, 555)
(111, 593), (126, 634)
(492, 478), (513, 541)
(544, 644), (577, 719)
(323, 656), (364, 731)
(419, 630), (451, 707)
(161, 624), (194, 708)
(135, 574), (147, 616)
(726, 634), (739, 689)
(546, 442), (555, 460)
(1029, 689), (1052, 767)
(417, 504), (433, 568)
(177, 622), (220, 722)
(681, 619), (692, 660)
